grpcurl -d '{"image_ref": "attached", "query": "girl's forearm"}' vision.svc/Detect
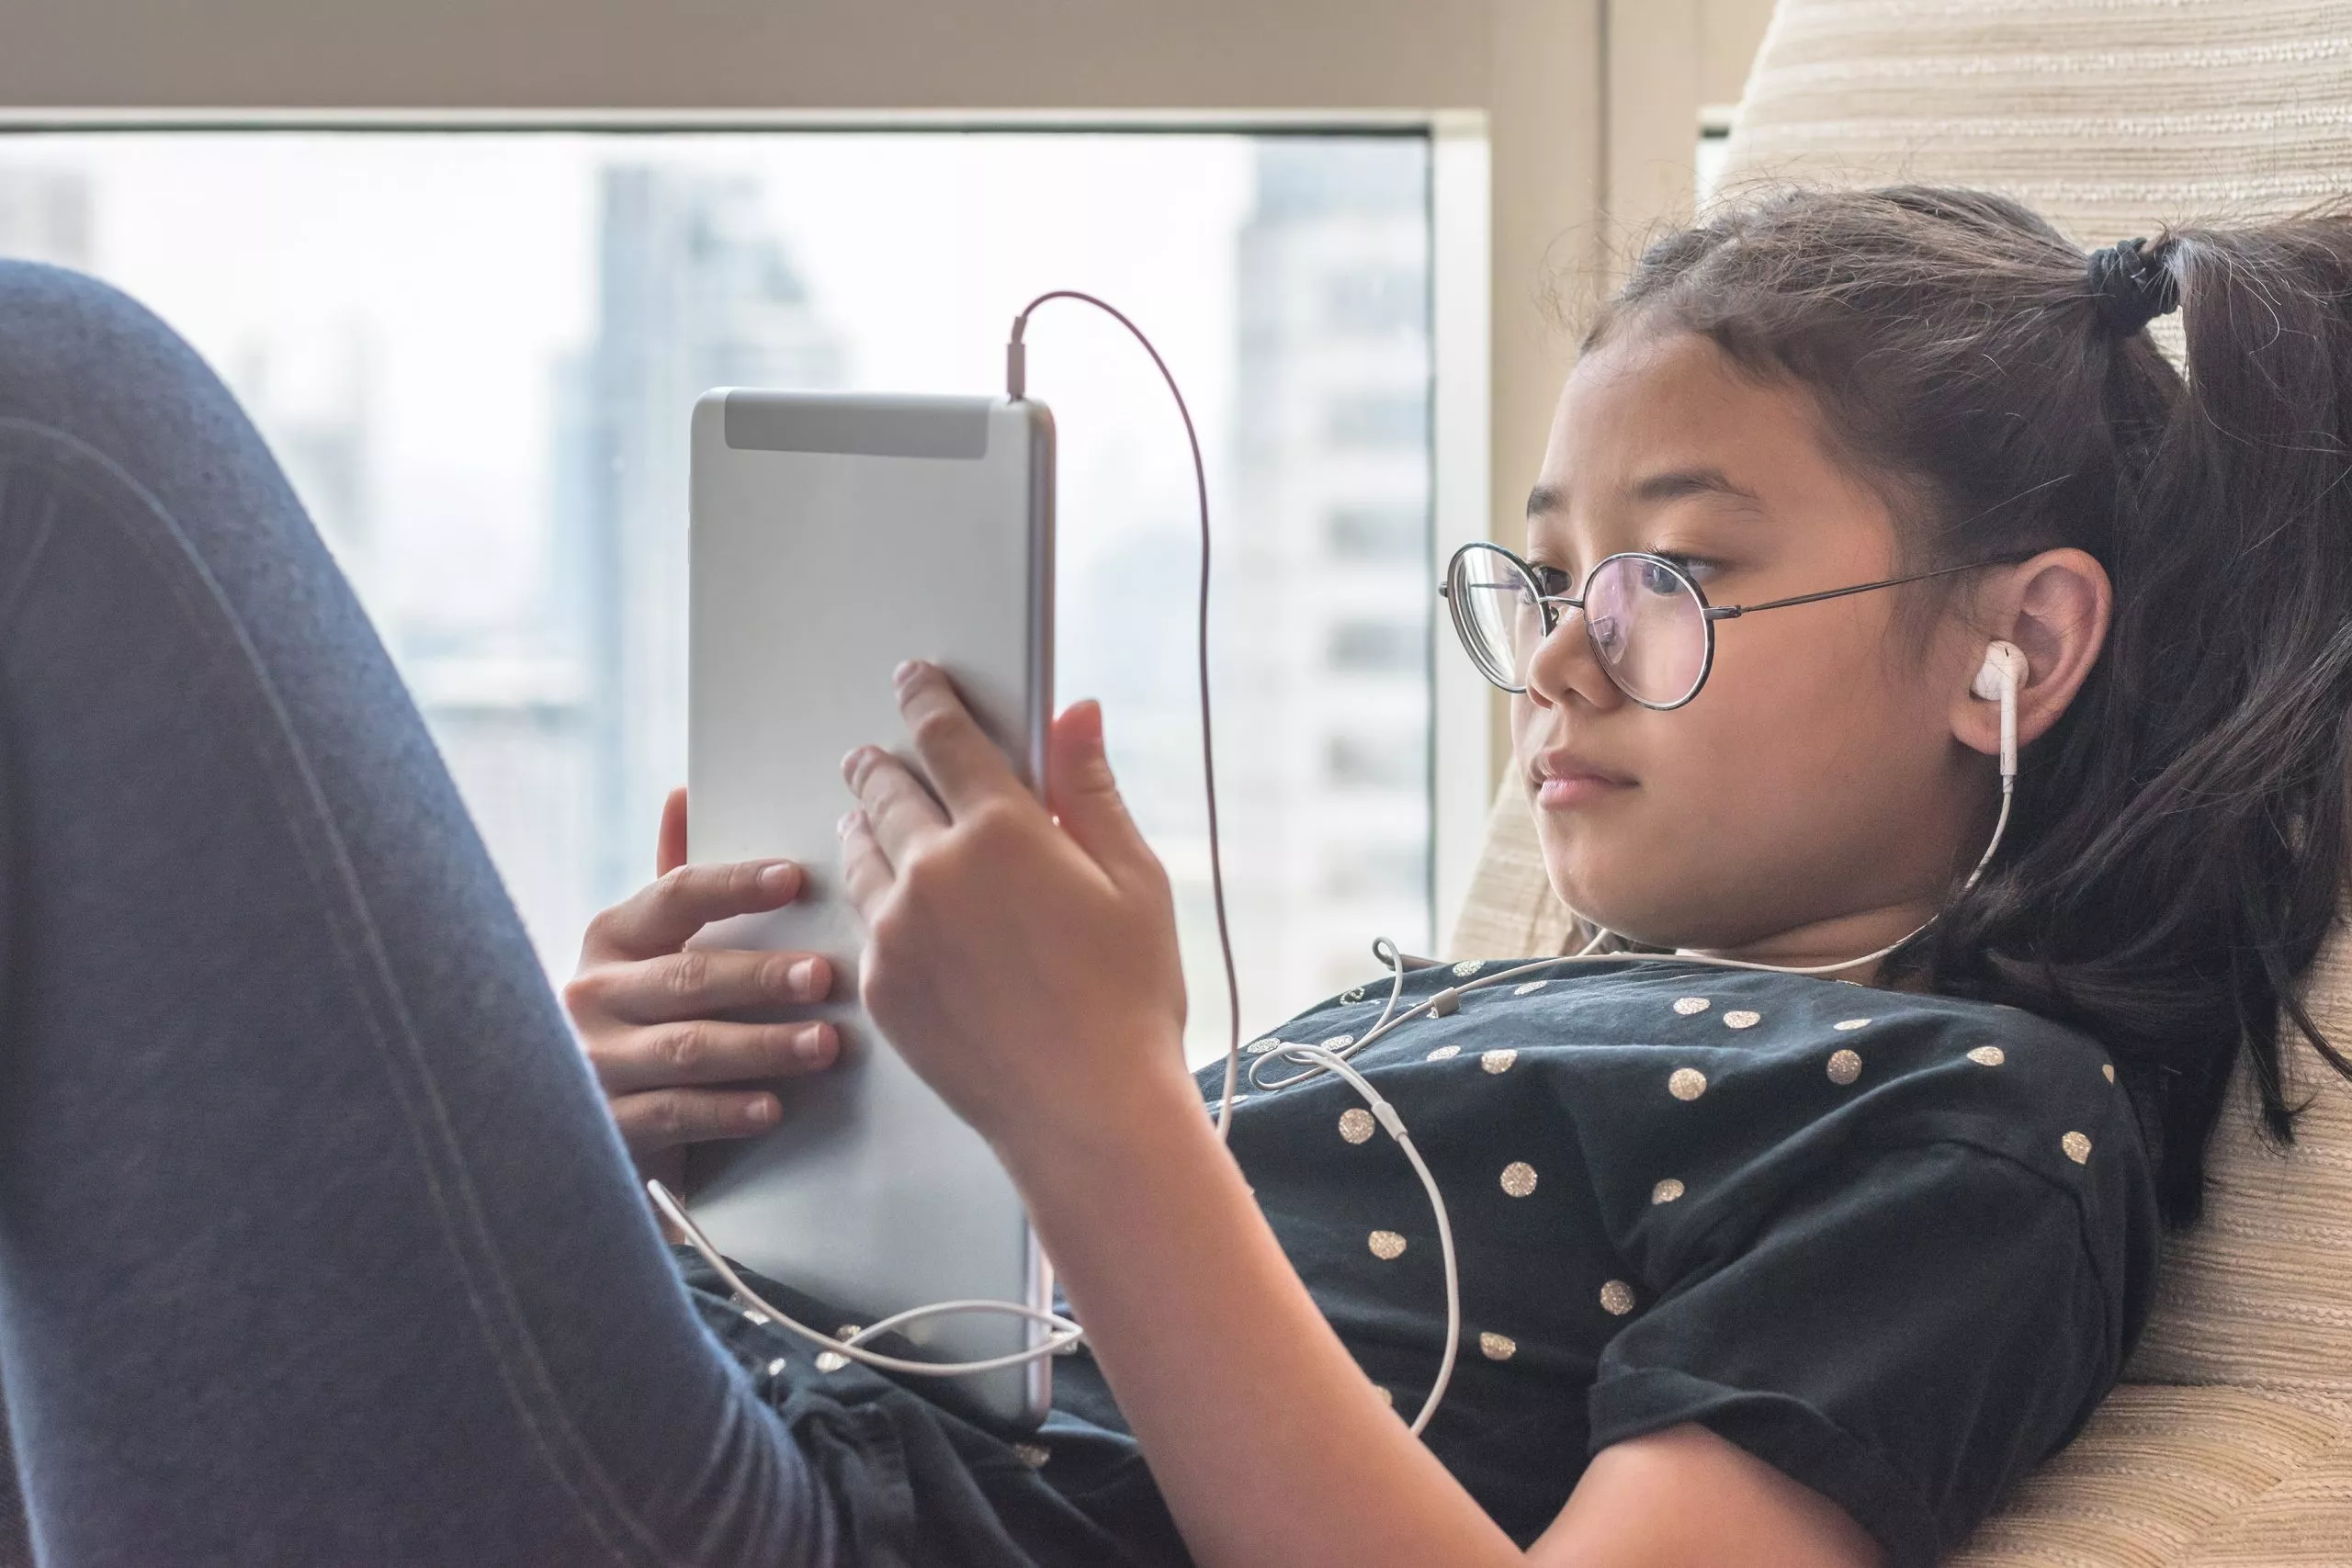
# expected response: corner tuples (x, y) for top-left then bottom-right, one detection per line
(1000, 1068), (1527, 1568)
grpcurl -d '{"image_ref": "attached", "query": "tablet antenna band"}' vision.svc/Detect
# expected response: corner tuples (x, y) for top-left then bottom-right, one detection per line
(1010, 293), (1246, 1140)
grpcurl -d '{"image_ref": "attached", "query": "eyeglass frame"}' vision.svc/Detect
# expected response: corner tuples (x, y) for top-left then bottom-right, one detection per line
(1438, 541), (2030, 710)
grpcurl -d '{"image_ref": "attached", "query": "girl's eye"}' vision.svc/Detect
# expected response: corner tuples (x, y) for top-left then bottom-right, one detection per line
(1529, 562), (1575, 596)
(1649, 549), (1717, 581)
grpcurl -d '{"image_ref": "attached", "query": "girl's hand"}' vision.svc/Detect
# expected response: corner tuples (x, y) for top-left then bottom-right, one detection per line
(838, 661), (1193, 1159)
(565, 787), (841, 1190)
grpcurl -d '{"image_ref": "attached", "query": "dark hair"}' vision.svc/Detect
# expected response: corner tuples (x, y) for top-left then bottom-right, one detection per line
(1585, 186), (2352, 1228)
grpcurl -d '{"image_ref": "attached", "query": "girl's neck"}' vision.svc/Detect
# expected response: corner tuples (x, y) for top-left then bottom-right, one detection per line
(1679, 895), (1943, 988)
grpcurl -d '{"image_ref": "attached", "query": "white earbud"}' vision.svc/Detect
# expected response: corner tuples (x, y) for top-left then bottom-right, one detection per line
(1971, 639), (2026, 781)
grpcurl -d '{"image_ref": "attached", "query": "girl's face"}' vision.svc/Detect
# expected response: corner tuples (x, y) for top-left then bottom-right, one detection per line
(1517, 329), (2001, 964)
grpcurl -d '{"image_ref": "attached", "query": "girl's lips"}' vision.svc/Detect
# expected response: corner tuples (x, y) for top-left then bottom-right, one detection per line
(1535, 773), (1632, 809)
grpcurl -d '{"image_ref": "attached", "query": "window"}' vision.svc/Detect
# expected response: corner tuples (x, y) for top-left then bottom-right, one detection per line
(0, 128), (1437, 1056)
(1329, 618), (1424, 674)
(1325, 390), (1428, 449)
(1325, 266), (1422, 337)
(1327, 502), (1427, 562)
(1327, 732), (1423, 791)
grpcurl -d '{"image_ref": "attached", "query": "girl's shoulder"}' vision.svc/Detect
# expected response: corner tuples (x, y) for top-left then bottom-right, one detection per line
(1260, 956), (2145, 1241)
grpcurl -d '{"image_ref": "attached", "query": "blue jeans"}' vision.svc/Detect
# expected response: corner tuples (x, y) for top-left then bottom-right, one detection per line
(0, 261), (839, 1562)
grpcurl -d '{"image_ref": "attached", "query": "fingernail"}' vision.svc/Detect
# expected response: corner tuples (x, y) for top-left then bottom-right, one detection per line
(796, 1024), (833, 1064)
(840, 747), (864, 783)
(788, 957), (822, 997)
(746, 1095), (778, 1126)
(893, 659), (921, 688)
(757, 861), (798, 895)
(836, 809), (858, 837)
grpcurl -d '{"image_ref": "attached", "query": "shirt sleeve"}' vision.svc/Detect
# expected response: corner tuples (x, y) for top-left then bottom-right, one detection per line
(1584, 1138), (2121, 1568)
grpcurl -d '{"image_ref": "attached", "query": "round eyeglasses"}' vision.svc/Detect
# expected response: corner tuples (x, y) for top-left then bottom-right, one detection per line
(1440, 542), (2021, 710)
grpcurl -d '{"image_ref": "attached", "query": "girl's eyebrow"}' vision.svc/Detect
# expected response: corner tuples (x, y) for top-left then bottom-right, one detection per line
(1629, 466), (1767, 508)
(1524, 467), (1764, 519)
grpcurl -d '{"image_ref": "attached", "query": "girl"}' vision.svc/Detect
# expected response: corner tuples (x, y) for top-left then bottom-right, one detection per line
(1, 182), (2343, 1567)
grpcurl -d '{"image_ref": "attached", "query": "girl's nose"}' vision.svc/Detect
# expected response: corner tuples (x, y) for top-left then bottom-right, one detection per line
(1523, 603), (1623, 712)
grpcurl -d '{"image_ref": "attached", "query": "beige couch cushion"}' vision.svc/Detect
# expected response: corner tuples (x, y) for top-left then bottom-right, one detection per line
(1445, 1), (2352, 1560)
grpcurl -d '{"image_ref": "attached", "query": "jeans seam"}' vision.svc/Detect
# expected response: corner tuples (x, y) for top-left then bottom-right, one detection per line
(0, 416), (683, 1567)
(0, 461), (62, 638)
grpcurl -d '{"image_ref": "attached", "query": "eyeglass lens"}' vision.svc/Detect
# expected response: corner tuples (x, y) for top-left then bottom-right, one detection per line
(1449, 547), (1710, 706)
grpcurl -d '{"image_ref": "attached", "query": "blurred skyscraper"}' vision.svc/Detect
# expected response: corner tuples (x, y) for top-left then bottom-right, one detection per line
(557, 167), (846, 908)
(1226, 140), (1433, 998)
(0, 167), (92, 268)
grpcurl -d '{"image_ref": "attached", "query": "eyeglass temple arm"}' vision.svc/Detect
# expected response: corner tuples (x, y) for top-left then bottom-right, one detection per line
(1711, 558), (2020, 620)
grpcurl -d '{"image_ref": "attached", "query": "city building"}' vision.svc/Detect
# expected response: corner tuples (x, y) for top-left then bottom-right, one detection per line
(558, 165), (847, 909)
(1225, 139), (1434, 1000)
(0, 166), (92, 269)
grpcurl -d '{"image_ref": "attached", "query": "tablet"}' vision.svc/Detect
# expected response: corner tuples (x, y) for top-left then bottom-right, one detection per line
(684, 388), (1056, 1427)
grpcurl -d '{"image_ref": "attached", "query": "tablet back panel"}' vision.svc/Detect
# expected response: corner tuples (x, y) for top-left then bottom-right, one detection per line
(685, 389), (1053, 1426)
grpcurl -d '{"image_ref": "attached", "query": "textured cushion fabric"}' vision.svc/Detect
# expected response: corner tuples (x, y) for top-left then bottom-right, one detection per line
(1444, 1), (2352, 1561)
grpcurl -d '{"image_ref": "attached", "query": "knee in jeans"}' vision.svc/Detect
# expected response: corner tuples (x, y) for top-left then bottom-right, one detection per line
(0, 259), (267, 499)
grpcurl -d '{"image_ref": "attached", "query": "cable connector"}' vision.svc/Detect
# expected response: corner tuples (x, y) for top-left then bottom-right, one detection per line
(1005, 337), (1027, 401)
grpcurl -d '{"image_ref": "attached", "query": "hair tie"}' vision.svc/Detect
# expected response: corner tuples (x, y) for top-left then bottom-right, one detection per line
(2085, 236), (2179, 336)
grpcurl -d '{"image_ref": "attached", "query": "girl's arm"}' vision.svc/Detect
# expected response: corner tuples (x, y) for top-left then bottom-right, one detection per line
(839, 664), (1879, 1568)
(1002, 1031), (1879, 1568)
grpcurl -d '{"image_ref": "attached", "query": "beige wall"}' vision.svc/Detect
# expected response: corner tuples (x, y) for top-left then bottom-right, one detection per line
(4, 0), (1777, 793)
(1603, 0), (1779, 297)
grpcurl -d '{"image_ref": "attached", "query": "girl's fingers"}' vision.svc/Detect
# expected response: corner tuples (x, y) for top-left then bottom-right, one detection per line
(574, 945), (832, 1025)
(582, 858), (806, 962)
(590, 1018), (838, 1095)
(656, 785), (689, 877)
(842, 745), (949, 864)
(838, 807), (895, 923)
(893, 661), (1023, 814)
(1046, 699), (1159, 886)
(610, 1086), (783, 1155)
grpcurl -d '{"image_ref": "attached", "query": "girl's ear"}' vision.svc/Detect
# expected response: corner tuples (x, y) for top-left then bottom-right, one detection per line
(1949, 547), (2111, 760)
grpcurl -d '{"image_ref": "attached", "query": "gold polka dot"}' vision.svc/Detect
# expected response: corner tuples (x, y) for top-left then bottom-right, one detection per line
(2063, 1131), (2093, 1164)
(1368, 1229), (1407, 1259)
(2103, 1063), (2116, 1083)
(1481, 1048), (1519, 1074)
(1452, 959), (1484, 977)
(1426, 1044), (1461, 1061)
(814, 1350), (850, 1373)
(838, 1325), (863, 1341)
(1826, 1048), (1862, 1086)
(766, 1357), (788, 1377)
(1968, 1045), (2006, 1066)
(1374, 1384), (1394, 1406)
(1651, 1178), (1686, 1204)
(1245, 1037), (1282, 1055)
(1338, 1108), (1376, 1145)
(1668, 1067), (1708, 1100)
(741, 1308), (768, 1325)
(1479, 1331), (1518, 1360)
(1724, 1010), (1761, 1030)
(1513, 979), (1549, 995)
(1323, 1033), (1355, 1051)
(1012, 1441), (1051, 1469)
(1673, 997), (1711, 1016)
(1340, 986), (1366, 1004)
(1600, 1280), (1636, 1315)
(1834, 1018), (1871, 1032)
(1500, 1161), (1539, 1197)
